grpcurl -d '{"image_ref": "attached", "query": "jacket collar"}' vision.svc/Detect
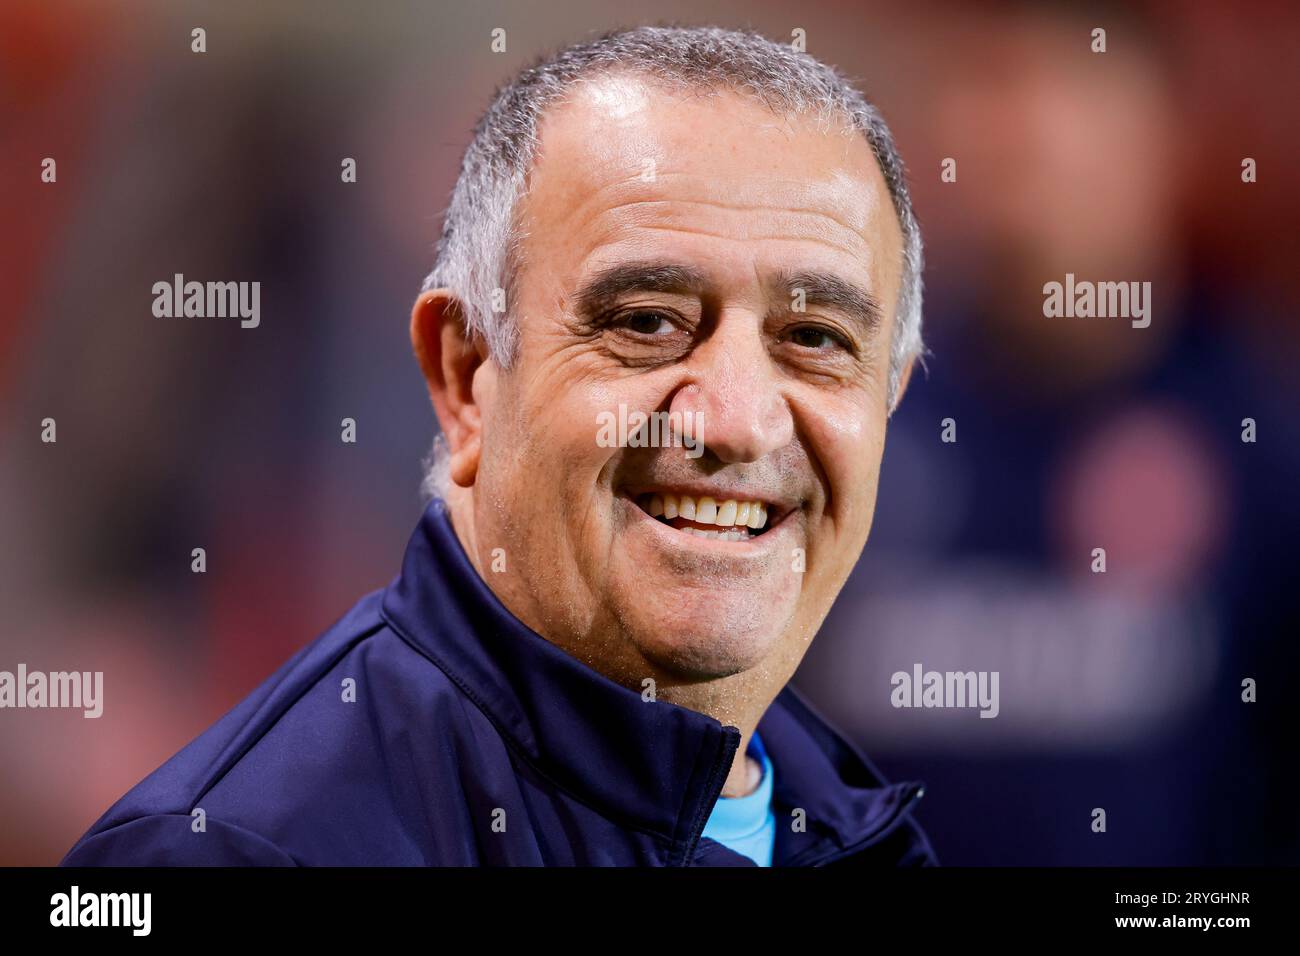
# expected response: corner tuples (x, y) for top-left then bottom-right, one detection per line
(381, 496), (926, 865)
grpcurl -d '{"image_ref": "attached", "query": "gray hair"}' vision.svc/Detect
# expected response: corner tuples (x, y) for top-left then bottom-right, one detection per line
(419, 25), (924, 500)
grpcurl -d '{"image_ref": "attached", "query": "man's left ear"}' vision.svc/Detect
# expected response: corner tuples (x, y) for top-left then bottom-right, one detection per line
(890, 355), (917, 414)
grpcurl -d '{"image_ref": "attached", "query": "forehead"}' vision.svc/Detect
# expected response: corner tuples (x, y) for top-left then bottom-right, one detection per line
(513, 73), (903, 303)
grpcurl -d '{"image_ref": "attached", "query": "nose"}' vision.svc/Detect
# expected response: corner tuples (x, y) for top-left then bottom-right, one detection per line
(668, 315), (794, 464)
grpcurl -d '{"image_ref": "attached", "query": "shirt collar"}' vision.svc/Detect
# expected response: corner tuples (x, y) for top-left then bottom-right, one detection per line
(381, 496), (925, 863)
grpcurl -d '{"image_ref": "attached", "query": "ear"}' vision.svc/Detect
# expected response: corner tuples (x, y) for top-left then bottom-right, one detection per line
(890, 354), (917, 413)
(410, 290), (486, 487)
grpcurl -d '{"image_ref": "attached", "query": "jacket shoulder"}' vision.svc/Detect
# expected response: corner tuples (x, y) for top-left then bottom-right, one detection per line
(61, 812), (298, 866)
(60, 588), (470, 866)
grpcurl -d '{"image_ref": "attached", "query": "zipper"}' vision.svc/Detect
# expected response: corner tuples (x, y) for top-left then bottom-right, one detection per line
(678, 725), (742, 866)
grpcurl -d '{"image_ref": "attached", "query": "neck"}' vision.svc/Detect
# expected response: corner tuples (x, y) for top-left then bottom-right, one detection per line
(720, 733), (762, 797)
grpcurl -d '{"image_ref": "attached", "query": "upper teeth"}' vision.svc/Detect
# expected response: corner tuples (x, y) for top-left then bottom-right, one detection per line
(644, 493), (768, 530)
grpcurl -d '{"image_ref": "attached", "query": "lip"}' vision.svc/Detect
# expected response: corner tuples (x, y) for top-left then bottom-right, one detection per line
(617, 489), (799, 554)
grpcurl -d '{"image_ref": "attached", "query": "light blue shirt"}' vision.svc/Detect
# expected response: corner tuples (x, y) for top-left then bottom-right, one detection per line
(700, 729), (776, 866)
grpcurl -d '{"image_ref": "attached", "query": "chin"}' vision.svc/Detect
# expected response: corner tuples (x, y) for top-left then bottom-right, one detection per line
(618, 596), (790, 681)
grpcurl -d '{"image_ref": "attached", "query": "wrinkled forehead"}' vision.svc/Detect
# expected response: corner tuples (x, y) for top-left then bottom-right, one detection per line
(512, 71), (903, 291)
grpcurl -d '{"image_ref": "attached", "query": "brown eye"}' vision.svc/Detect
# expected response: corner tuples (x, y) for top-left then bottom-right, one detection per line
(789, 326), (848, 351)
(620, 310), (674, 335)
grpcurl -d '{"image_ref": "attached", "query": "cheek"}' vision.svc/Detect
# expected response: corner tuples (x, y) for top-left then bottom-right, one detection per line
(496, 369), (631, 494)
(805, 394), (887, 523)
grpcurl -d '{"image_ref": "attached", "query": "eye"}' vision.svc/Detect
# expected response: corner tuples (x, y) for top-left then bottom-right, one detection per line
(787, 325), (850, 351)
(617, 310), (676, 335)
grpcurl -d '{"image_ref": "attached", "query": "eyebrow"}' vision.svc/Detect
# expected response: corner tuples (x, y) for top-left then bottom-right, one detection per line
(570, 260), (884, 338)
(773, 270), (884, 338)
(571, 262), (710, 319)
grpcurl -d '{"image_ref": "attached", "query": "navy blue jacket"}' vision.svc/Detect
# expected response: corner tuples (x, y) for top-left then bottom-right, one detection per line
(62, 497), (937, 866)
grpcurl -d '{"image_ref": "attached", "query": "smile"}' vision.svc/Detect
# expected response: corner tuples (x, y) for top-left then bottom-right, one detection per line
(633, 491), (775, 542)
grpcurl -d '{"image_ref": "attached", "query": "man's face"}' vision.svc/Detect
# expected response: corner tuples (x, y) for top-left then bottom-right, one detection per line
(466, 74), (905, 685)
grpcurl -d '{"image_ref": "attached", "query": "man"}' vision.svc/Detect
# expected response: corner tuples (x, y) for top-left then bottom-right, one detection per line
(62, 25), (936, 867)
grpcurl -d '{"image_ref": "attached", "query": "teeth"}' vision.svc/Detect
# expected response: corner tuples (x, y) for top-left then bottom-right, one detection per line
(684, 527), (746, 541)
(638, 493), (772, 533)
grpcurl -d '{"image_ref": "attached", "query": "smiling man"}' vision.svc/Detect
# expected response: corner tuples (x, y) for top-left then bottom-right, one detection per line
(63, 25), (935, 868)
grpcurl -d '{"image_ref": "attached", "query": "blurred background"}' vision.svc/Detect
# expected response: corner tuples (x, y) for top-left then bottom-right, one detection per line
(2, 0), (1296, 865)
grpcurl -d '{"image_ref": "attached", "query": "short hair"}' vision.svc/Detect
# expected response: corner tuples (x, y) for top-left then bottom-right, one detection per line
(419, 24), (924, 500)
